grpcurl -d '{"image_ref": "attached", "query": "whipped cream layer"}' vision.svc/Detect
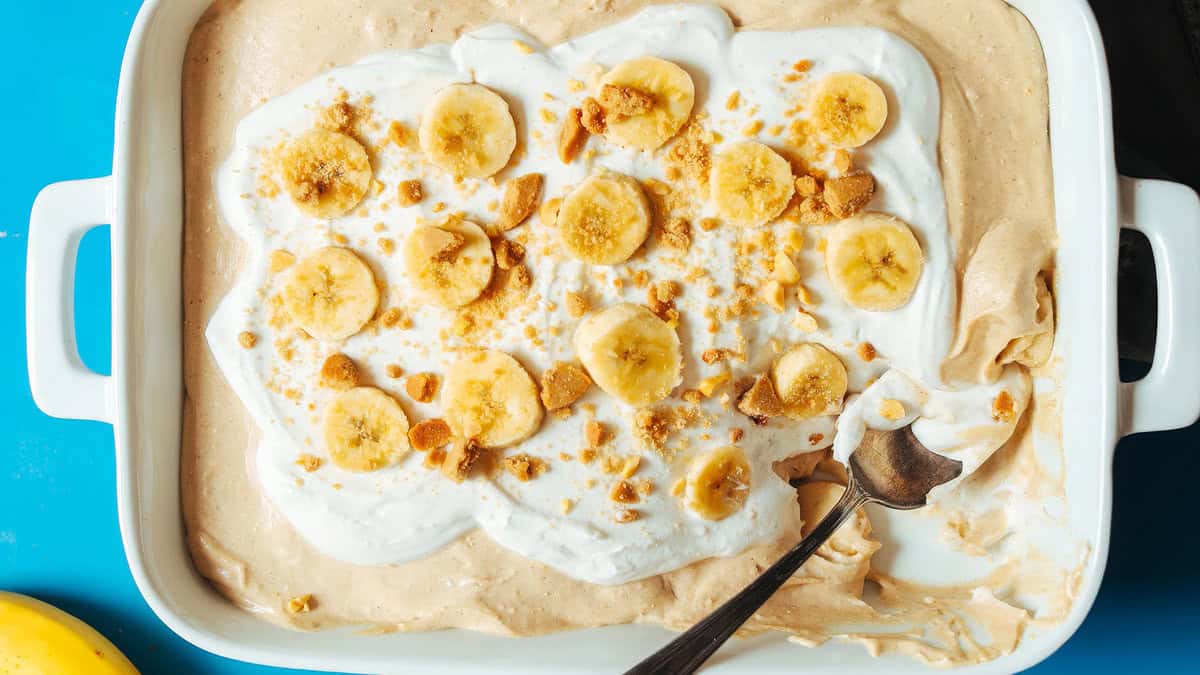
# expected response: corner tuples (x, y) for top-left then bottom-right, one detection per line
(208, 4), (1025, 584)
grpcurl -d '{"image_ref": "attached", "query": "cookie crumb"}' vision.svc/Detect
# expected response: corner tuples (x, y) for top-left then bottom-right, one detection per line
(793, 310), (819, 333)
(561, 498), (574, 515)
(660, 217), (691, 251)
(494, 238), (526, 270)
(319, 353), (359, 390)
(238, 331), (258, 349)
(388, 120), (414, 147)
(992, 390), (1016, 422)
(620, 455), (642, 478)
(423, 447), (447, 469)
(796, 284), (816, 306)
(798, 196), (834, 224)
(610, 479), (639, 503)
(759, 281), (787, 312)
(729, 428), (744, 443)
(773, 251), (801, 285)
(286, 594), (314, 614)
(295, 454), (323, 472)
(598, 84), (654, 118)
(558, 108), (588, 163)
(397, 179), (423, 206)
(406, 373), (439, 403)
(540, 361), (593, 410)
(795, 175), (820, 197)
(809, 433), (824, 445)
(857, 342), (877, 362)
(585, 420), (609, 448)
(380, 307), (410, 329)
(503, 453), (549, 481)
(408, 418), (453, 451)
(702, 348), (734, 365)
(581, 97), (607, 134)
(565, 291), (590, 318)
(385, 364), (403, 379)
(633, 408), (671, 450)
(823, 172), (875, 219)
(833, 149), (853, 173)
(497, 173), (543, 231)
(441, 438), (483, 482)
(737, 375), (785, 418)
(697, 373), (730, 397)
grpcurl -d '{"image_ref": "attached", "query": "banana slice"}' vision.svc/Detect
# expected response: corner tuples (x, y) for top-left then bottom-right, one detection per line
(282, 246), (379, 341)
(419, 83), (517, 179)
(770, 343), (848, 419)
(279, 128), (373, 218)
(402, 219), (494, 308)
(824, 212), (924, 311)
(685, 446), (751, 521)
(711, 141), (795, 227)
(323, 386), (411, 472)
(598, 57), (695, 151)
(442, 349), (543, 448)
(557, 172), (651, 264)
(810, 72), (888, 148)
(574, 303), (682, 406)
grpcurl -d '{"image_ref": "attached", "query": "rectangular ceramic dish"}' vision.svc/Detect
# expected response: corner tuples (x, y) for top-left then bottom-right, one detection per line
(25, 0), (1200, 671)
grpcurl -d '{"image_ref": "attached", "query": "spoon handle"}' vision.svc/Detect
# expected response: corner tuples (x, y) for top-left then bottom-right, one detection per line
(623, 485), (870, 675)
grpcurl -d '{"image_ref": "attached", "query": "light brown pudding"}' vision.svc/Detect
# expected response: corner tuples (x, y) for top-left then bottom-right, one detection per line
(182, 0), (1071, 665)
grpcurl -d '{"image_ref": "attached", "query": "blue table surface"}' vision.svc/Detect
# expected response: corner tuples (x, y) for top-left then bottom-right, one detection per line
(3, 2), (1198, 673)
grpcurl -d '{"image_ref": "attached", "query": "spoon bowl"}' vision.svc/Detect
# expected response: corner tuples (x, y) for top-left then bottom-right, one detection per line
(850, 427), (963, 509)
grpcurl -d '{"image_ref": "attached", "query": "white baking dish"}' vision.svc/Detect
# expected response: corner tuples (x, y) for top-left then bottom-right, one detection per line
(24, 0), (1200, 672)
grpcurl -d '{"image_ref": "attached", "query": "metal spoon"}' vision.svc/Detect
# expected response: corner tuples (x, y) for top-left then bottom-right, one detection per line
(624, 425), (962, 675)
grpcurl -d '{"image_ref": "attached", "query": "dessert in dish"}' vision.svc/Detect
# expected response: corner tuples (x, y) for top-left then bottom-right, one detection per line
(182, 0), (1082, 665)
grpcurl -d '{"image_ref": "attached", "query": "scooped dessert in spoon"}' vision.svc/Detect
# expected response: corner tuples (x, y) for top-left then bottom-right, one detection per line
(626, 426), (963, 675)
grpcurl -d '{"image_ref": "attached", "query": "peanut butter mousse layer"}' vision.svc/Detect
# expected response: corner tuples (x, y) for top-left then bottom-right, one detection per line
(182, 0), (1071, 666)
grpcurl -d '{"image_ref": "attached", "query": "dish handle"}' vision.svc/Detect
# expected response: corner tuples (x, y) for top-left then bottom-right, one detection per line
(1119, 176), (1200, 436)
(26, 176), (113, 424)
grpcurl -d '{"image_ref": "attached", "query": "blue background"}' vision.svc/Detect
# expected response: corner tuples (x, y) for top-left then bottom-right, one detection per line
(2, 2), (1197, 673)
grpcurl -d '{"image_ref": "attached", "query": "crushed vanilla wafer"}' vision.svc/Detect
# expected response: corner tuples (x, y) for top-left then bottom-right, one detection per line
(406, 373), (439, 403)
(737, 375), (785, 419)
(397, 179), (423, 206)
(408, 418), (453, 451)
(441, 438), (483, 482)
(504, 453), (549, 481)
(497, 173), (543, 231)
(286, 594), (314, 614)
(823, 172), (875, 219)
(585, 420), (609, 448)
(494, 238), (526, 270)
(319, 353), (359, 390)
(558, 108), (588, 163)
(540, 361), (592, 410)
